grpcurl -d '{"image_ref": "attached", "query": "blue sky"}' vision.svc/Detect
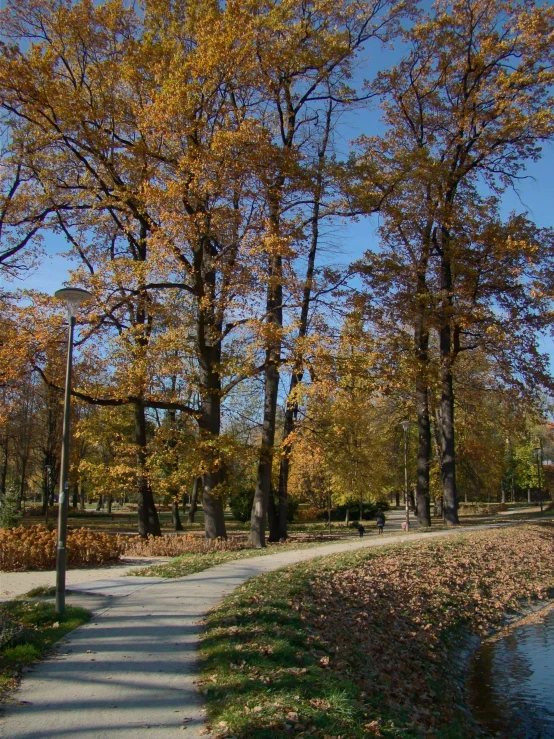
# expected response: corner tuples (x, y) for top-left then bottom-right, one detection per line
(1, 3), (553, 366)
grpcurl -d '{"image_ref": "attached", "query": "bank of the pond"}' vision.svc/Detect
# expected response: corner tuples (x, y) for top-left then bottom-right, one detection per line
(199, 523), (554, 739)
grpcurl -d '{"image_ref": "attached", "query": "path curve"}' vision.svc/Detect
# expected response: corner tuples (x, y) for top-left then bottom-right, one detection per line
(0, 522), (529, 739)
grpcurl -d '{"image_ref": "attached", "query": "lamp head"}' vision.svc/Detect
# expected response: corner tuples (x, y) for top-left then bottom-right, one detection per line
(54, 287), (92, 318)
(401, 420), (410, 433)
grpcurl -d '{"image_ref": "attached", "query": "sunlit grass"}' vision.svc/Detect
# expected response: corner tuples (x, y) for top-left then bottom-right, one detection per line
(0, 600), (91, 699)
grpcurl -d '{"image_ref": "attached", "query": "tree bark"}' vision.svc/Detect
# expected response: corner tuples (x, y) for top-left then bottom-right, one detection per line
(188, 477), (200, 523)
(250, 347), (280, 548)
(275, 102), (332, 542)
(1, 431), (9, 497)
(195, 238), (227, 539)
(414, 327), (432, 527)
(197, 396), (226, 538)
(249, 176), (284, 548)
(437, 221), (460, 526)
(267, 484), (280, 541)
(172, 501), (184, 531)
(438, 332), (459, 525)
(134, 402), (161, 537)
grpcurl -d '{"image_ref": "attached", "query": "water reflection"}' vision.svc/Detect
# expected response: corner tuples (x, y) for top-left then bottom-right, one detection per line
(467, 608), (554, 738)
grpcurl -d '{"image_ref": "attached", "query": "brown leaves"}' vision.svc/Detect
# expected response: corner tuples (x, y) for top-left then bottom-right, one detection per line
(294, 525), (554, 735)
(0, 524), (124, 571)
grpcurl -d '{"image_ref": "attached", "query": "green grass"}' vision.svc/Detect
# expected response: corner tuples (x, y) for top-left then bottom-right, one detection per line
(0, 599), (91, 699)
(198, 526), (554, 739)
(14, 586), (56, 600)
(199, 551), (420, 739)
(128, 538), (345, 578)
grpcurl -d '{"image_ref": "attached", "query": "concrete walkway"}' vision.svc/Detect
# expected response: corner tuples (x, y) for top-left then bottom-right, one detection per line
(0, 558), (172, 602)
(0, 522), (525, 739)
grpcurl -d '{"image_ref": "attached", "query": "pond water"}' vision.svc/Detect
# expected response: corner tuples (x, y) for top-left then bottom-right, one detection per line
(467, 607), (554, 738)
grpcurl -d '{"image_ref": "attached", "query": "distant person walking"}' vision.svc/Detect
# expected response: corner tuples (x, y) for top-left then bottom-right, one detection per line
(375, 510), (385, 535)
(357, 522), (365, 537)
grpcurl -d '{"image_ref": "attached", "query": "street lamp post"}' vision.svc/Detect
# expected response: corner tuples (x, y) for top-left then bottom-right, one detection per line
(402, 421), (410, 532)
(45, 464), (52, 525)
(534, 446), (543, 513)
(54, 287), (92, 615)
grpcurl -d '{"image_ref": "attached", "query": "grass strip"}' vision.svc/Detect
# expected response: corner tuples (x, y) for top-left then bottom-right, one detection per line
(199, 523), (554, 739)
(0, 599), (91, 701)
(128, 538), (345, 578)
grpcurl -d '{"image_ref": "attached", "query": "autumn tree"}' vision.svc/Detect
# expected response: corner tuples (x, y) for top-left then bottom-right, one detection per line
(352, 0), (554, 525)
(0, 0), (272, 537)
(246, 0), (413, 548)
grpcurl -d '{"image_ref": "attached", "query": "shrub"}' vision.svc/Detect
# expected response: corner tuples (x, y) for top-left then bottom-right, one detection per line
(0, 489), (21, 529)
(0, 525), (125, 572)
(229, 486), (254, 523)
(0, 609), (30, 650)
(296, 505), (323, 522)
(230, 487), (299, 523)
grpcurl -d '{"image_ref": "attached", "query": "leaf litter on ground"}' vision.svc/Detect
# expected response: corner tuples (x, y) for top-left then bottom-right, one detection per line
(199, 523), (554, 739)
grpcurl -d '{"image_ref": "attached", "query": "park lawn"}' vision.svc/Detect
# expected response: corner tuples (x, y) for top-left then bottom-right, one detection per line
(129, 537), (345, 578)
(0, 599), (91, 701)
(199, 523), (554, 739)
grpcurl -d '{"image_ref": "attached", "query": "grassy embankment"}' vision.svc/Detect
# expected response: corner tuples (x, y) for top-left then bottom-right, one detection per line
(199, 523), (554, 739)
(0, 595), (91, 702)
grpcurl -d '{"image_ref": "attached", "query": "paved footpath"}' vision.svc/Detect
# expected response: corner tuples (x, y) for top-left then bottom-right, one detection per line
(0, 523), (520, 739)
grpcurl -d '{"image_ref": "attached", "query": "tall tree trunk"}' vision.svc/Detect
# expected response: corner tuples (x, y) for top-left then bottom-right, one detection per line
(250, 352), (280, 548)
(267, 483), (279, 541)
(166, 402), (184, 532)
(134, 402), (161, 537)
(18, 459), (27, 511)
(437, 224), (460, 526)
(195, 241), (227, 539)
(172, 501), (184, 531)
(1, 431), (9, 496)
(439, 328), (459, 525)
(188, 477), (200, 523)
(415, 373), (432, 526)
(197, 396), (227, 539)
(275, 102), (332, 542)
(42, 466), (49, 516)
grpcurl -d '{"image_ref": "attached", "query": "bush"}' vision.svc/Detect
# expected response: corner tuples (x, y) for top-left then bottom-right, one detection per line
(0, 525), (125, 572)
(0, 489), (21, 529)
(0, 609), (30, 650)
(458, 502), (508, 516)
(229, 486), (254, 523)
(296, 505), (323, 522)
